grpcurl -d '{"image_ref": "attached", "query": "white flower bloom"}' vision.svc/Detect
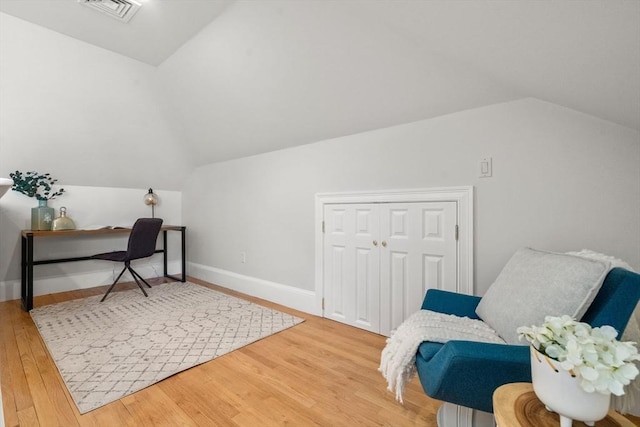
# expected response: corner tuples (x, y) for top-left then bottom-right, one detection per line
(518, 315), (640, 396)
(578, 365), (599, 381)
(582, 347), (599, 365)
(615, 342), (640, 363)
(609, 380), (625, 396)
(600, 350), (614, 366)
(615, 363), (639, 383)
(595, 325), (618, 341)
(545, 344), (563, 360)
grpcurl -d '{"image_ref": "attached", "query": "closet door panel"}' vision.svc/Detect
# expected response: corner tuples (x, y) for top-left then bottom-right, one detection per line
(419, 203), (457, 293)
(387, 250), (409, 335)
(324, 207), (348, 323)
(380, 202), (457, 336)
(323, 204), (380, 333)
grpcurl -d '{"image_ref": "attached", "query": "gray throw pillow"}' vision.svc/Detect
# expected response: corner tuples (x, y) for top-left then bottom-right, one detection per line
(475, 247), (610, 345)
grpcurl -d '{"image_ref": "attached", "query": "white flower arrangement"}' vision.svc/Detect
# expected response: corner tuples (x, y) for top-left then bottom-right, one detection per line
(517, 315), (640, 396)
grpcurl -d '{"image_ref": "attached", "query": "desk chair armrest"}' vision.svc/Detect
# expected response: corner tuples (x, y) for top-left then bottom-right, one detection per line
(417, 340), (531, 413)
(421, 289), (482, 319)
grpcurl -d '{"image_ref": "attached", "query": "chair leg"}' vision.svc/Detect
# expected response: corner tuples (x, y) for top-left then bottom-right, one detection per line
(129, 267), (153, 289)
(100, 265), (128, 302)
(128, 267), (149, 297)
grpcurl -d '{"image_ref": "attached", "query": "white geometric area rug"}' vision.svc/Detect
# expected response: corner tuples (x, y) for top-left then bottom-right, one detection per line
(30, 281), (304, 414)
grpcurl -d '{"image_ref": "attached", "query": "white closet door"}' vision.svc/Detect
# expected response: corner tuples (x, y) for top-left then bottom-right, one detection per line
(323, 204), (381, 333)
(379, 202), (457, 336)
(323, 201), (457, 336)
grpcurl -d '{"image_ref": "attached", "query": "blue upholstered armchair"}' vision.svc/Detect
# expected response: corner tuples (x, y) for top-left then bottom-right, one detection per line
(415, 266), (640, 414)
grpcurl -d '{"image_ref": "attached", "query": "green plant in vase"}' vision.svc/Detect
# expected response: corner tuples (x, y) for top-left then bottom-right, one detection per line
(10, 171), (65, 200)
(10, 170), (65, 230)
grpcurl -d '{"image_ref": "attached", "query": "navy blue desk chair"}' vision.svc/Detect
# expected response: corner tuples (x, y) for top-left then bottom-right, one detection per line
(91, 218), (163, 302)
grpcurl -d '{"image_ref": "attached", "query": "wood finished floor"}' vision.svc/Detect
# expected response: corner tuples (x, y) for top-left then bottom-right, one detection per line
(1, 277), (441, 426)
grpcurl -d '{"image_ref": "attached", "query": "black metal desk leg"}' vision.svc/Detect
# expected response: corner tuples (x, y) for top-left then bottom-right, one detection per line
(27, 233), (34, 311)
(21, 235), (27, 310)
(163, 230), (168, 277)
(181, 227), (186, 282)
(22, 233), (34, 311)
(162, 227), (186, 283)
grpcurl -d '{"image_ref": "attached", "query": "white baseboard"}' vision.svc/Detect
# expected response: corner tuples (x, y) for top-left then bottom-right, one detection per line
(0, 260), (317, 316)
(0, 261), (182, 303)
(188, 262), (318, 315)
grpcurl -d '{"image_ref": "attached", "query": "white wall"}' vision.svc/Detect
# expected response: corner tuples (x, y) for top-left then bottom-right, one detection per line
(183, 98), (640, 303)
(0, 13), (188, 304)
(0, 185), (182, 302)
(0, 12), (191, 191)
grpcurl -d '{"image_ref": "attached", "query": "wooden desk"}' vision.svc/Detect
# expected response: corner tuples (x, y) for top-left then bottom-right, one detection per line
(493, 383), (634, 427)
(20, 225), (186, 311)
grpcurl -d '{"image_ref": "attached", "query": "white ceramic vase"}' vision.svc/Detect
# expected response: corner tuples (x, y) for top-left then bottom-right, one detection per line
(530, 346), (611, 427)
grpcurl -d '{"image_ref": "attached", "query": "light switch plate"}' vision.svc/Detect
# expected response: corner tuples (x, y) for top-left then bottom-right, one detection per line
(479, 157), (492, 178)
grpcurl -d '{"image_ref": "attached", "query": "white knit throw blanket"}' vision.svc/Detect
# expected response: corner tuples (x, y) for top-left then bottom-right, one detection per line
(379, 309), (505, 403)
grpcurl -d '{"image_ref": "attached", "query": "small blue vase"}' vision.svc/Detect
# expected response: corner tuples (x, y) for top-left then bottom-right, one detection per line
(31, 199), (54, 231)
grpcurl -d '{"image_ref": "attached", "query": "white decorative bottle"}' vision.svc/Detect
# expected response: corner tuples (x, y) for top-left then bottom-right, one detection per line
(52, 206), (76, 231)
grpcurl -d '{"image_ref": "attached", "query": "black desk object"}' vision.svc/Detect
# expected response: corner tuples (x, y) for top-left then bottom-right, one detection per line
(20, 225), (186, 311)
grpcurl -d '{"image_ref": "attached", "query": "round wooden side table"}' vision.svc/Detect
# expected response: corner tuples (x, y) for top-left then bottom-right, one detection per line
(493, 383), (635, 427)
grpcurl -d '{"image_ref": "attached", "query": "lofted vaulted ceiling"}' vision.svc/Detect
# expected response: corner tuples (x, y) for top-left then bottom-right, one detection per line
(158, 0), (640, 165)
(0, 0), (233, 66)
(0, 0), (638, 179)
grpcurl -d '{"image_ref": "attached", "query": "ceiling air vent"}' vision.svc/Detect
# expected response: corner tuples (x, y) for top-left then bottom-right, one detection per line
(78, 0), (142, 23)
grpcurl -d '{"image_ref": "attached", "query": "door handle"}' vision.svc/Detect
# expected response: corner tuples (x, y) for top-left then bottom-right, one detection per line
(381, 241), (387, 247)
(373, 240), (378, 246)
